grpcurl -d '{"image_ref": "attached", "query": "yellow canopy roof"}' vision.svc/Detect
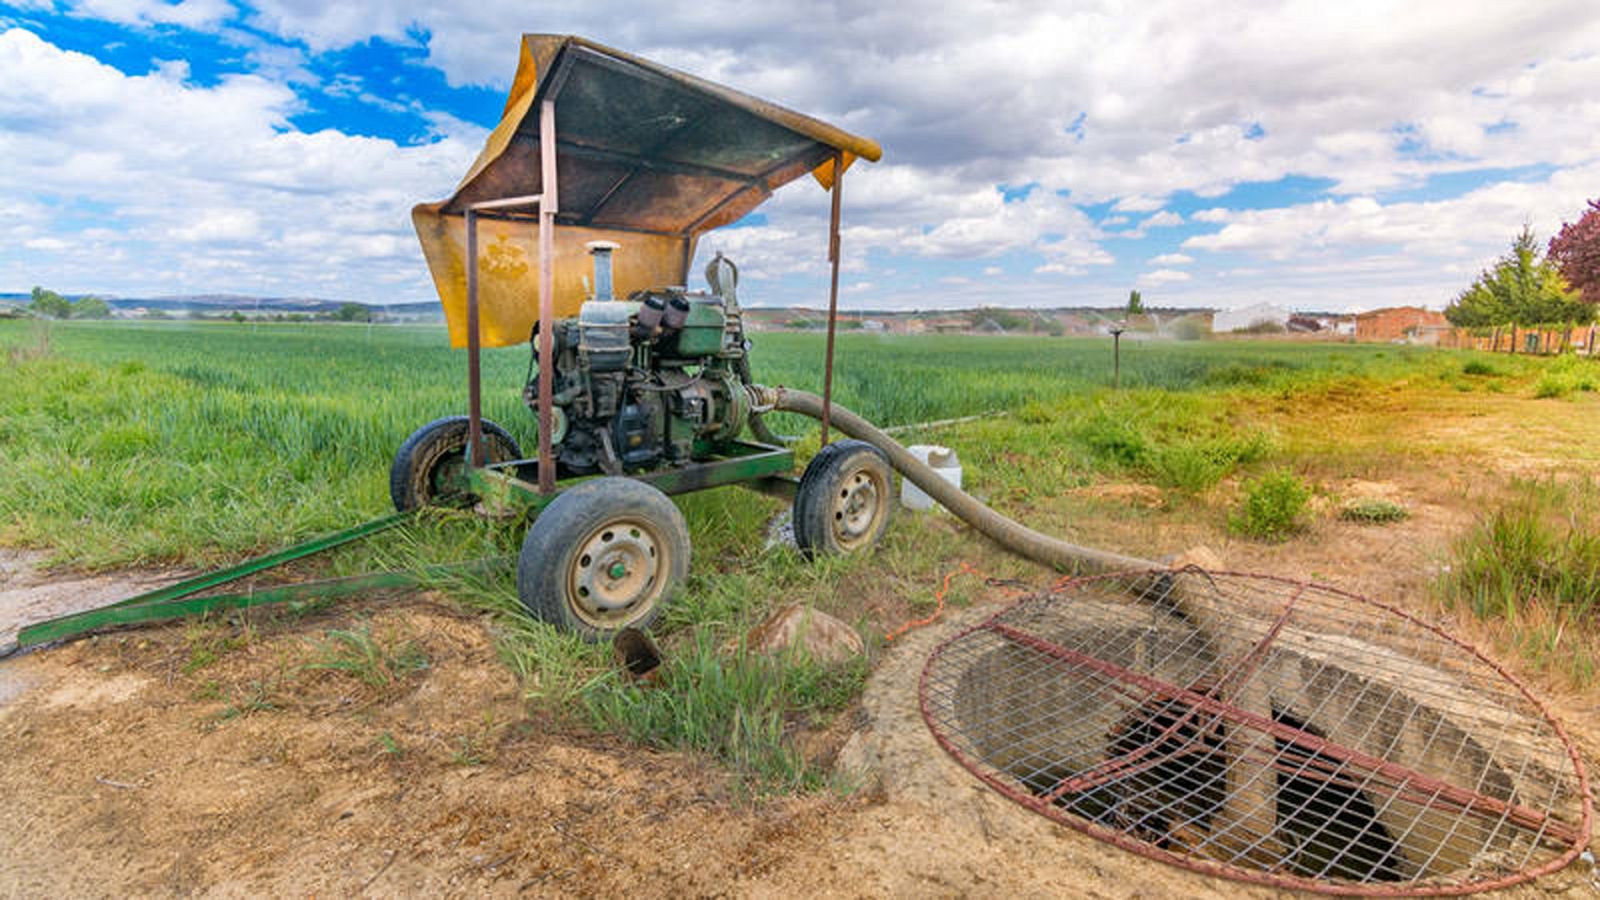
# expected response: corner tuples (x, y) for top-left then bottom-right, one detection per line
(413, 34), (882, 348)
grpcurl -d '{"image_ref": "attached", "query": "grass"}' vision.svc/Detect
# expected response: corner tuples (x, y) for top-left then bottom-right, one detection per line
(1437, 477), (1600, 685)
(6, 318), (1599, 782)
(0, 319), (1464, 567)
(583, 632), (868, 794)
(302, 625), (430, 688)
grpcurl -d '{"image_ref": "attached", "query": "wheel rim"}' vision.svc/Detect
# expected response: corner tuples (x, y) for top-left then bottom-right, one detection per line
(566, 517), (671, 628)
(830, 465), (888, 550)
(419, 434), (510, 506)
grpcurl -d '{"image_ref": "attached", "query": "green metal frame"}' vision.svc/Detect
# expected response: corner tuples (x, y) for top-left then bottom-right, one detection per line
(9, 441), (798, 653)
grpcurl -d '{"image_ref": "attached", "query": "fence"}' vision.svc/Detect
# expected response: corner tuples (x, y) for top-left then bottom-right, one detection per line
(1435, 324), (1599, 356)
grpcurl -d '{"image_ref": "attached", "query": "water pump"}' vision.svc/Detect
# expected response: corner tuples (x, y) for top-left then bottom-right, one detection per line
(523, 243), (756, 476)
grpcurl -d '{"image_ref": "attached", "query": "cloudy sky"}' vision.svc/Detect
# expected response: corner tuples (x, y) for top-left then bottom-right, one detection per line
(1, 1), (1597, 311)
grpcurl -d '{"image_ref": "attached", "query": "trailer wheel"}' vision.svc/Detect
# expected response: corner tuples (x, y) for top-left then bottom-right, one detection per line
(390, 416), (522, 512)
(517, 478), (689, 640)
(793, 439), (893, 558)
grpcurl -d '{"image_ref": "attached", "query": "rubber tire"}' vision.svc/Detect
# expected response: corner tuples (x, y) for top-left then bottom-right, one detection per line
(390, 416), (522, 512)
(516, 477), (690, 641)
(793, 439), (893, 559)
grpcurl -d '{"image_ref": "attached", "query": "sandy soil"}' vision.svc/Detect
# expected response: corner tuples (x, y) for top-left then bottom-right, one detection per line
(3, 398), (1599, 897)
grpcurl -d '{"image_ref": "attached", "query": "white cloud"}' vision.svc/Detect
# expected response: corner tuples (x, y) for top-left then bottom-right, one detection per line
(1149, 253), (1194, 266)
(68, 0), (233, 30)
(12, 0), (1600, 310)
(1137, 269), (1192, 287)
(0, 28), (482, 300)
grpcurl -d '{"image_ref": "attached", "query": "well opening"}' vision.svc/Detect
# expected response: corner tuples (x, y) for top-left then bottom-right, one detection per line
(921, 570), (1591, 895)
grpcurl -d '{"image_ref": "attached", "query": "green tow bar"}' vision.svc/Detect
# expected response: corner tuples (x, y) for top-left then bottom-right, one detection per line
(11, 512), (421, 652)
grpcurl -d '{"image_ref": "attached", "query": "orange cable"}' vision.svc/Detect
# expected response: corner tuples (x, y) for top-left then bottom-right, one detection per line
(885, 563), (980, 642)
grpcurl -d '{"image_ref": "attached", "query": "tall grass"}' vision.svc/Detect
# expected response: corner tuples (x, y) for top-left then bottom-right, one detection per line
(1438, 477), (1600, 685)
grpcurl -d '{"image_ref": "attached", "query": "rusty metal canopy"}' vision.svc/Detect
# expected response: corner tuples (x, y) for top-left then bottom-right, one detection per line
(413, 34), (882, 348)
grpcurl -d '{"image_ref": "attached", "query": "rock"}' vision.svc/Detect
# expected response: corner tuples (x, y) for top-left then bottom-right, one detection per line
(746, 605), (864, 666)
(1166, 544), (1225, 572)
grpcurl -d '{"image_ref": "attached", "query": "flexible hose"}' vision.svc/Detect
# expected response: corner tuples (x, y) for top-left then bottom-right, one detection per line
(757, 386), (1162, 575)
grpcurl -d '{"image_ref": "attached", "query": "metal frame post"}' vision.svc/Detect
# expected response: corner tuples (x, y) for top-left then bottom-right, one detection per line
(820, 151), (844, 445)
(537, 99), (558, 494)
(461, 101), (559, 493)
(466, 209), (484, 465)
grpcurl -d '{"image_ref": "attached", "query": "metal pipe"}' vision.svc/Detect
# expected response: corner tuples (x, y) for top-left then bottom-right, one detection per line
(537, 99), (559, 494)
(820, 152), (844, 445)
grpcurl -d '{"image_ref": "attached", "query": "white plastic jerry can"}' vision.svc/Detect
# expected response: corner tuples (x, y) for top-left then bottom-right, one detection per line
(900, 444), (962, 511)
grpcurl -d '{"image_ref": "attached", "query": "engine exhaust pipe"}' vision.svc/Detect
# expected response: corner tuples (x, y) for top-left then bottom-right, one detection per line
(586, 240), (621, 302)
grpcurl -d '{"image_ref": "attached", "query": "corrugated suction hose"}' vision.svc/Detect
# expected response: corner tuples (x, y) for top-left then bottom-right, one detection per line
(755, 386), (1161, 574)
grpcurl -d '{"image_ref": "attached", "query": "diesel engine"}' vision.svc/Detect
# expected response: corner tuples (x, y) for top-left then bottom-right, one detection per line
(523, 244), (763, 476)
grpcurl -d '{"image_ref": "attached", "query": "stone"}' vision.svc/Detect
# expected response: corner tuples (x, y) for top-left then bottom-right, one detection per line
(1167, 544), (1225, 571)
(745, 604), (864, 666)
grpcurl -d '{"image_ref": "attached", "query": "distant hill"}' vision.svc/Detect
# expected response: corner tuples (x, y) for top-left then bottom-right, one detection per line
(0, 292), (445, 320)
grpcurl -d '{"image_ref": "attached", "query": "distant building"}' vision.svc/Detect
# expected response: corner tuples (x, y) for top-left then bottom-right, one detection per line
(1353, 306), (1447, 342)
(1213, 302), (1293, 333)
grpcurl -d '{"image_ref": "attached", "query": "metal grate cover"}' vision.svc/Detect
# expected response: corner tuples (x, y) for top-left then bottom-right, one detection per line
(919, 570), (1592, 895)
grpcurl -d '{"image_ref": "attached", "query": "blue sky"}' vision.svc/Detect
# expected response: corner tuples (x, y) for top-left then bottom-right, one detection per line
(1, 0), (1597, 312)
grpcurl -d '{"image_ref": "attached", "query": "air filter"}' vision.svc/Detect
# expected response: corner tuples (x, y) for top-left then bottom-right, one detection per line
(919, 570), (1591, 895)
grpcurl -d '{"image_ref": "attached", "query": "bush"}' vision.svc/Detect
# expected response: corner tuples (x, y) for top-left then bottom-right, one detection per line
(1339, 498), (1408, 524)
(1230, 470), (1310, 540)
(1460, 359), (1501, 377)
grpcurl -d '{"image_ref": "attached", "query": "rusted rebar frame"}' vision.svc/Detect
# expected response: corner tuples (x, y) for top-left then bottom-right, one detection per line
(918, 569), (1594, 896)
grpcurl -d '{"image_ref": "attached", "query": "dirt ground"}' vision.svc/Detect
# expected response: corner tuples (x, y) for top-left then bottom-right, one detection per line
(3, 398), (1600, 897)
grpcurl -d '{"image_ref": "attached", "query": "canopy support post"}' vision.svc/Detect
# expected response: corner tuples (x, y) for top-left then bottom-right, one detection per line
(537, 98), (559, 494)
(820, 152), (844, 446)
(466, 209), (484, 466)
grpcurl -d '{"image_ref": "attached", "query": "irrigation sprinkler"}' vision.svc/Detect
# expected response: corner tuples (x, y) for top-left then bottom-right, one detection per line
(1110, 324), (1126, 388)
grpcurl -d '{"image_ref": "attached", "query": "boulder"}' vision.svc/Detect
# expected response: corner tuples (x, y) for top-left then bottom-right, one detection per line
(746, 605), (864, 666)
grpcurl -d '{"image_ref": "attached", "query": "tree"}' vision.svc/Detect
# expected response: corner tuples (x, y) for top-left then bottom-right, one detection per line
(334, 302), (370, 322)
(1126, 289), (1145, 315)
(29, 286), (72, 319)
(1445, 227), (1591, 328)
(1547, 199), (1600, 306)
(71, 296), (111, 319)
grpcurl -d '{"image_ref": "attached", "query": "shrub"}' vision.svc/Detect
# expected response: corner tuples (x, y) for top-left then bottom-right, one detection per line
(1460, 359), (1500, 377)
(1339, 498), (1408, 524)
(1230, 470), (1311, 540)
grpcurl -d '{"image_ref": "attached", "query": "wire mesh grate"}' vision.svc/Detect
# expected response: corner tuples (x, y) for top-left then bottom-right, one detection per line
(919, 569), (1592, 895)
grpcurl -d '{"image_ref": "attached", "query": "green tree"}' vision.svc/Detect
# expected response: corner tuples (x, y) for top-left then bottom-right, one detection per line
(29, 286), (73, 319)
(1127, 289), (1144, 315)
(71, 296), (111, 319)
(1445, 227), (1591, 328)
(334, 302), (370, 322)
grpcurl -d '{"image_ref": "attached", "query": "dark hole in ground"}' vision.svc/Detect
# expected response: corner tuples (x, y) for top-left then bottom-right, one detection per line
(1271, 706), (1404, 882)
(1023, 693), (1230, 852)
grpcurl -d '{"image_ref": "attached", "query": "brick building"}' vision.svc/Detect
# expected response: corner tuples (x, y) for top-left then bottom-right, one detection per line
(1353, 306), (1448, 342)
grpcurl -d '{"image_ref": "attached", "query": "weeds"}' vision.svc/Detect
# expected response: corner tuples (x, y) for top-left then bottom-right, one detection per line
(1230, 470), (1311, 540)
(1438, 478), (1600, 685)
(302, 626), (429, 688)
